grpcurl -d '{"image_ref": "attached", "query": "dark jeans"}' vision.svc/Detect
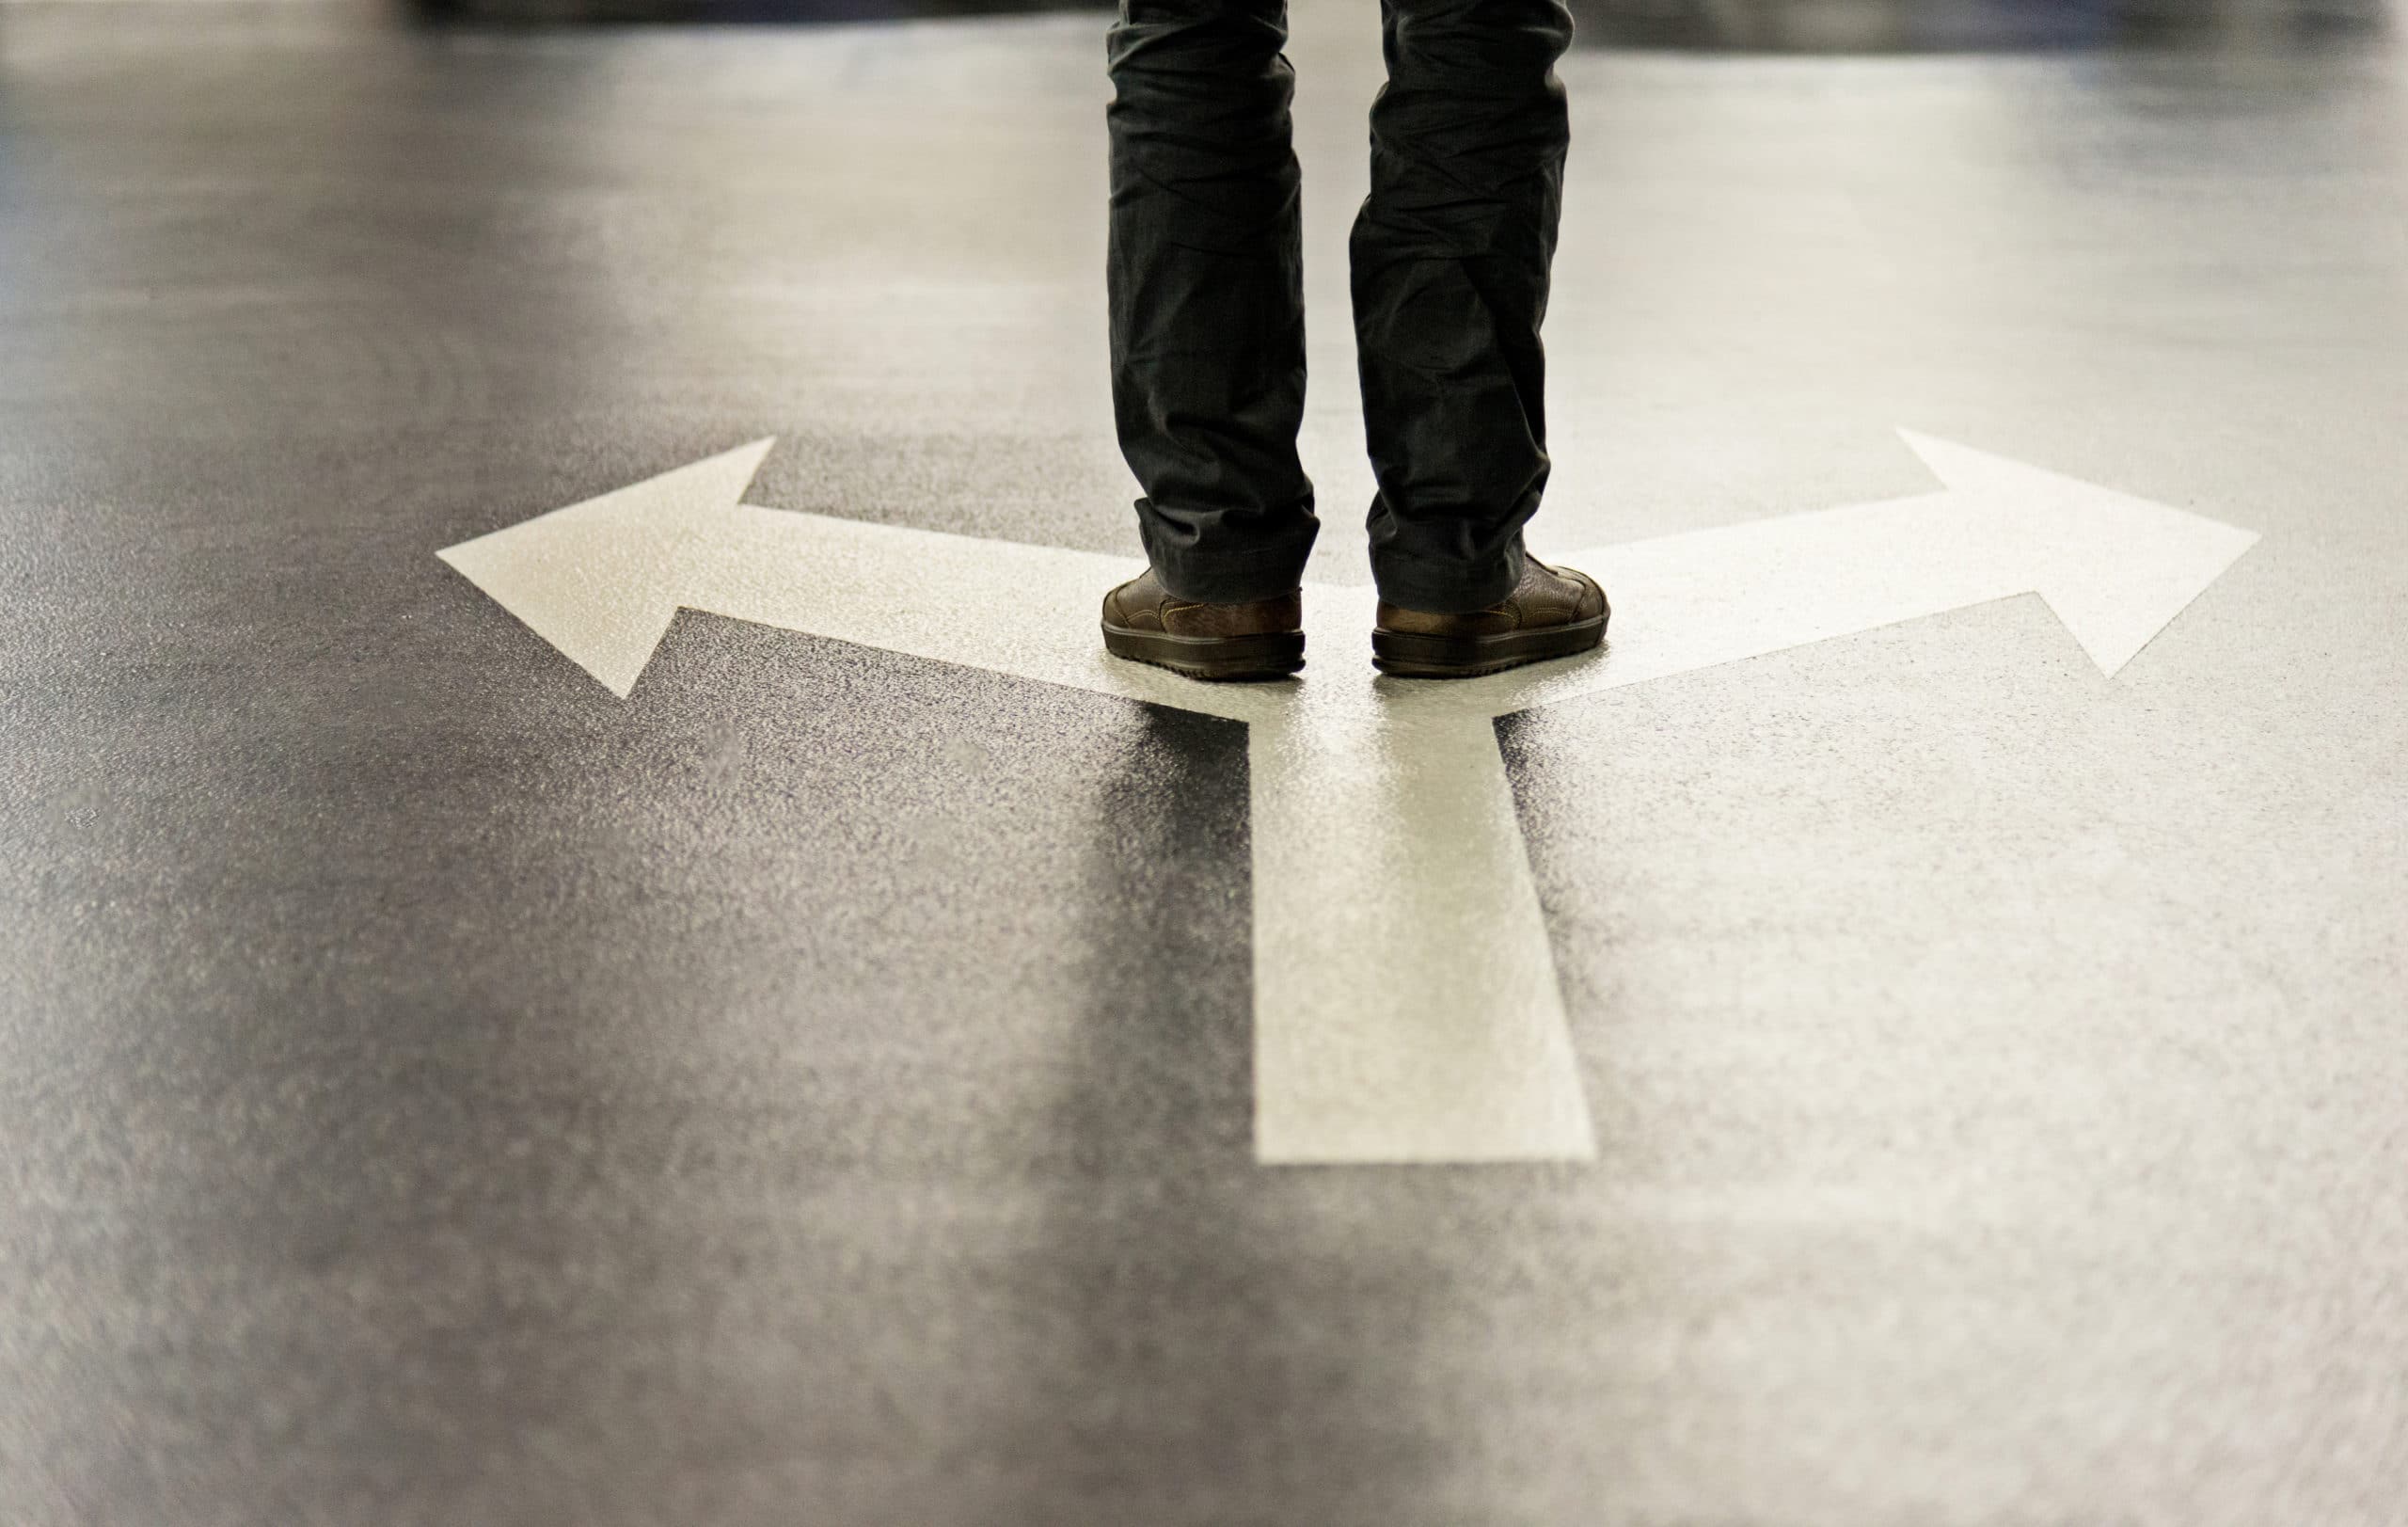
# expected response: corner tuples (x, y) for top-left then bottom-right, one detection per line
(1106, 0), (1576, 613)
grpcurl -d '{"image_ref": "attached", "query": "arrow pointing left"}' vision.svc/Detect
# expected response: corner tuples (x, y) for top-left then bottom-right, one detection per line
(438, 437), (1238, 715)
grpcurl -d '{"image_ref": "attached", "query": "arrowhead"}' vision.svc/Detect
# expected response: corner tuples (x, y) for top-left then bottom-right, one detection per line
(437, 438), (777, 697)
(1898, 429), (2259, 676)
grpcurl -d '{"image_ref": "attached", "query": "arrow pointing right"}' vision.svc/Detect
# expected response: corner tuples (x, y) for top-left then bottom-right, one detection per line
(1461, 429), (2260, 721)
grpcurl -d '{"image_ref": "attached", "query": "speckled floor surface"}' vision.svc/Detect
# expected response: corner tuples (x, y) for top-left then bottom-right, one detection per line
(1, 5), (2403, 1523)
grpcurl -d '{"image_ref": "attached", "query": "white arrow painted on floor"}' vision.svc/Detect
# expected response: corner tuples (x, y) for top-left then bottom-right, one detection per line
(438, 430), (2258, 1165)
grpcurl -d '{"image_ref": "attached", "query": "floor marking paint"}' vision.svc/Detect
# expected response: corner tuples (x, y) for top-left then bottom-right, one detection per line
(438, 430), (2258, 1165)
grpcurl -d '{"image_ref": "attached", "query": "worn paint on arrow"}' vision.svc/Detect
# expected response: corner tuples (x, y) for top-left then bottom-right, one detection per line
(438, 431), (2259, 1165)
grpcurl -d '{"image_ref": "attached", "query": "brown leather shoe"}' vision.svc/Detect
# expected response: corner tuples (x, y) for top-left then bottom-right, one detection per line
(1101, 567), (1305, 681)
(1372, 557), (1608, 678)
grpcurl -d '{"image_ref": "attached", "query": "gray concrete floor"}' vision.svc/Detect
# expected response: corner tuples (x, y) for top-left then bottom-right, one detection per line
(2, 3), (2405, 1524)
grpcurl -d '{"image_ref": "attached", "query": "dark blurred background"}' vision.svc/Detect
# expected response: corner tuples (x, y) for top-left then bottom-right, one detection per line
(406, 0), (2390, 52)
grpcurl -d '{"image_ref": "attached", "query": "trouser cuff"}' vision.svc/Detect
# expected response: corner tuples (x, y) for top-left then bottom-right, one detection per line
(1370, 538), (1527, 615)
(1141, 523), (1317, 605)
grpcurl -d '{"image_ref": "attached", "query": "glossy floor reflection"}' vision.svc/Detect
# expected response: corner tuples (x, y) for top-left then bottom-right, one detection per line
(421, 0), (2391, 53)
(1567, 0), (2388, 50)
(1, 3), (2403, 1524)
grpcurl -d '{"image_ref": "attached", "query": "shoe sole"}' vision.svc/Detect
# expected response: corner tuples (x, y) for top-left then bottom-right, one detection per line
(1370, 614), (1608, 679)
(1102, 623), (1306, 682)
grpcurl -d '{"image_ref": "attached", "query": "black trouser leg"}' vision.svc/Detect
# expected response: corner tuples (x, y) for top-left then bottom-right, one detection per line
(1352, 0), (1575, 613)
(1106, 0), (1320, 603)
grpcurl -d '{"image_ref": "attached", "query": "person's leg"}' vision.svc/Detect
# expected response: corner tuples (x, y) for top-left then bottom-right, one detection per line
(1106, 0), (1319, 604)
(1351, 0), (1576, 614)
